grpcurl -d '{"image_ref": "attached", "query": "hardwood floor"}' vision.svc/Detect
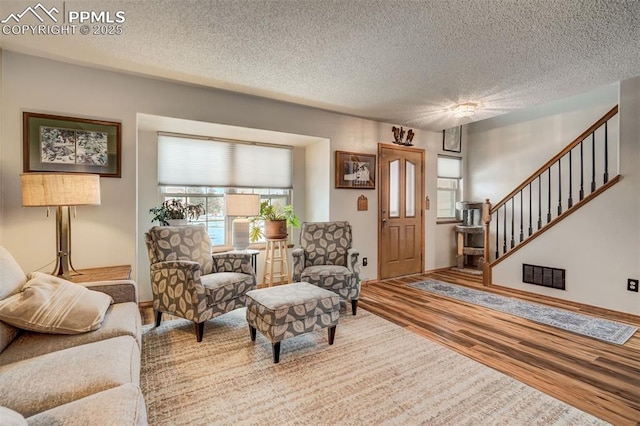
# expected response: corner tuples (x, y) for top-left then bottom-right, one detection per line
(359, 269), (640, 425)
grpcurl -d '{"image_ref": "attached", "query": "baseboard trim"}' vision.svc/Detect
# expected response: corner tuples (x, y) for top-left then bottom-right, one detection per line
(424, 266), (455, 274)
(488, 282), (640, 325)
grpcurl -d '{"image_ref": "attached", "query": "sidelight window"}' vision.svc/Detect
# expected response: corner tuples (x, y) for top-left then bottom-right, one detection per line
(437, 156), (462, 220)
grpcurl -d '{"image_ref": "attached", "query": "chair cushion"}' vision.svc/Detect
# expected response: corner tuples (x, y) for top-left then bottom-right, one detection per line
(0, 406), (26, 426)
(300, 222), (352, 267)
(246, 282), (340, 326)
(300, 266), (359, 301)
(0, 335), (139, 417)
(301, 265), (353, 281)
(0, 273), (113, 335)
(26, 384), (147, 426)
(301, 265), (355, 293)
(147, 224), (213, 275)
(201, 272), (254, 305)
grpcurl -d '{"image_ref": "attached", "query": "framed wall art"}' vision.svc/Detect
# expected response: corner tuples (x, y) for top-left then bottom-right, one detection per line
(335, 150), (376, 189)
(23, 112), (122, 177)
(443, 125), (462, 153)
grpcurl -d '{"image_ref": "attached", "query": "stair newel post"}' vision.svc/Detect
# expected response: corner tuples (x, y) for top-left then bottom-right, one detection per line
(528, 182), (533, 236)
(547, 167), (552, 223)
(495, 208), (500, 260)
(482, 199), (492, 286)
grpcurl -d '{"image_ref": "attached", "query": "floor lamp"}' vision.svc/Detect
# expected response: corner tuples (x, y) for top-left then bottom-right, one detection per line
(21, 173), (101, 279)
(225, 194), (260, 251)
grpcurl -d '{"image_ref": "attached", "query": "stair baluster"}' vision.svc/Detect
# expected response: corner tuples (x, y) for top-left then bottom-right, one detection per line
(480, 105), (619, 286)
(568, 150), (574, 209)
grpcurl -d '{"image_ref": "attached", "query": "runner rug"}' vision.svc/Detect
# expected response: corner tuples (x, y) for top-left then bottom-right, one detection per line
(141, 308), (605, 425)
(408, 279), (636, 345)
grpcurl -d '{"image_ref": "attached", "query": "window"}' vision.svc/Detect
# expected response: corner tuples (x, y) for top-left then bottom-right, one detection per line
(157, 134), (293, 246)
(437, 156), (462, 220)
(159, 187), (291, 246)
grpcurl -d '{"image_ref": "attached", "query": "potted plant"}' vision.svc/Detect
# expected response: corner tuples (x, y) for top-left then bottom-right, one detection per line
(149, 199), (205, 225)
(250, 201), (300, 241)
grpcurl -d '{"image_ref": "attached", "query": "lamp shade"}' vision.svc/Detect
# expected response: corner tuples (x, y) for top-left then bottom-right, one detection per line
(21, 173), (101, 207)
(225, 194), (260, 217)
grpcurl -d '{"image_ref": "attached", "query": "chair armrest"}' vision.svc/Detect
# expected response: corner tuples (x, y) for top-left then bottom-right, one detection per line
(81, 280), (138, 304)
(151, 260), (200, 272)
(149, 261), (206, 312)
(291, 248), (305, 282)
(212, 253), (255, 276)
(347, 248), (360, 273)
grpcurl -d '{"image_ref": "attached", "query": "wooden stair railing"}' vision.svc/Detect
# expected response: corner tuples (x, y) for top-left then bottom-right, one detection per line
(482, 105), (620, 285)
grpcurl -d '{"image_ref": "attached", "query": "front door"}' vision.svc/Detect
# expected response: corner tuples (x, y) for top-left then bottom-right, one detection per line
(378, 143), (425, 280)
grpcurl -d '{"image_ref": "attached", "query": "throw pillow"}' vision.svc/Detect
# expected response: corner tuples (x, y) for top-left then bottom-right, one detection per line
(0, 406), (27, 425)
(0, 272), (113, 334)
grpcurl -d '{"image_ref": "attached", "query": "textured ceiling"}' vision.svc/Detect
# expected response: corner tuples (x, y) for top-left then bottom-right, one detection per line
(1, 0), (639, 130)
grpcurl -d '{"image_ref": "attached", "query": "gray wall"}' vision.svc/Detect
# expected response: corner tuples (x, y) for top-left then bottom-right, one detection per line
(0, 51), (456, 302)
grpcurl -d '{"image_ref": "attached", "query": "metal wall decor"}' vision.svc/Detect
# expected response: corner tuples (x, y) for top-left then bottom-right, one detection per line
(392, 126), (414, 146)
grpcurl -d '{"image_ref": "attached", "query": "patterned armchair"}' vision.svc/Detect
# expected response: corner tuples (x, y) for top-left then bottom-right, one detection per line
(291, 221), (360, 315)
(144, 224), (256, 342)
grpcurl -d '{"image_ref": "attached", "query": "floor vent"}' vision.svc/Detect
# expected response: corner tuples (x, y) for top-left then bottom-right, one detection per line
(522, 264), (565, 290)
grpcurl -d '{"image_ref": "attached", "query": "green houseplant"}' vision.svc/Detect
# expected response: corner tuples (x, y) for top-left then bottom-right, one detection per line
(250, 201), (300, 242)
(149, 199), (205, 225)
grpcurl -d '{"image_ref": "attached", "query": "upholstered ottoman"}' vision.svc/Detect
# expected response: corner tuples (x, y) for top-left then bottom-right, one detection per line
(246, 282), (340, 363)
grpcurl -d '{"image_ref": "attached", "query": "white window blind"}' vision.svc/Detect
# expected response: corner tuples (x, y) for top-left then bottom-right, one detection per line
(437, 156), (462, 178)
(158, 135), (293, 188)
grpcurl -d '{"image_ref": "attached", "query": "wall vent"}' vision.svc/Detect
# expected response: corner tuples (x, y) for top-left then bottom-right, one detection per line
(522, 264), (565, 290)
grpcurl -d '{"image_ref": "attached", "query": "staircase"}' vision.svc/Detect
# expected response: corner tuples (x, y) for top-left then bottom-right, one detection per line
(481, 106), (620, 286)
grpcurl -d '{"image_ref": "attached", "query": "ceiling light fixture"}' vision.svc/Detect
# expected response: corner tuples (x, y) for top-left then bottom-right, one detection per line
(453, 103), (477, 118)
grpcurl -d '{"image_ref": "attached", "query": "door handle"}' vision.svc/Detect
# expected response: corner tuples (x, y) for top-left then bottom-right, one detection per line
(382, 218), (387, 224)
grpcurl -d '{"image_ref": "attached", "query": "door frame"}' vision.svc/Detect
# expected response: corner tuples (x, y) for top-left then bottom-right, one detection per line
(377, 142), (426, 281)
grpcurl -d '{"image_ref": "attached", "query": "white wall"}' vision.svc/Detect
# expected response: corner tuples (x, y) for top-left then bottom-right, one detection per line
(467, 82), (640, 315)
(305, 140), (330, 222)
(0, 52), (455, 302)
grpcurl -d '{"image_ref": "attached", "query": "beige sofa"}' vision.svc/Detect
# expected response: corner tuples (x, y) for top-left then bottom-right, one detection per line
(0, 247), (147, 425)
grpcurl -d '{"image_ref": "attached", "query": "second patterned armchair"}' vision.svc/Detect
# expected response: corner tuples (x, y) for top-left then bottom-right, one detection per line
(291, 221), (360, 315)
(145, 224), (256, 342)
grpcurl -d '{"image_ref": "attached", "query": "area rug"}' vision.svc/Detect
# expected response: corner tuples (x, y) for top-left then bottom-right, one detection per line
(408, 279), (637, 345)
(141, 309), (605, 425)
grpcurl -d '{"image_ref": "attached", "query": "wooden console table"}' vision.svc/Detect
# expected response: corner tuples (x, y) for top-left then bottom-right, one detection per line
(67, 265), (132, 283)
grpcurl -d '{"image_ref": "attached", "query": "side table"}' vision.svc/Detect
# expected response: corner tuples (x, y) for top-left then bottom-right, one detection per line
(67, 265), (132, 283)
(221, 249), (259, 274)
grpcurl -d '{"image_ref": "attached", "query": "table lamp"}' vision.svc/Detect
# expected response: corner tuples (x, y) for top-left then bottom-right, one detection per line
(225, 194), (260, 250)
(21, 173), (101, 279)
